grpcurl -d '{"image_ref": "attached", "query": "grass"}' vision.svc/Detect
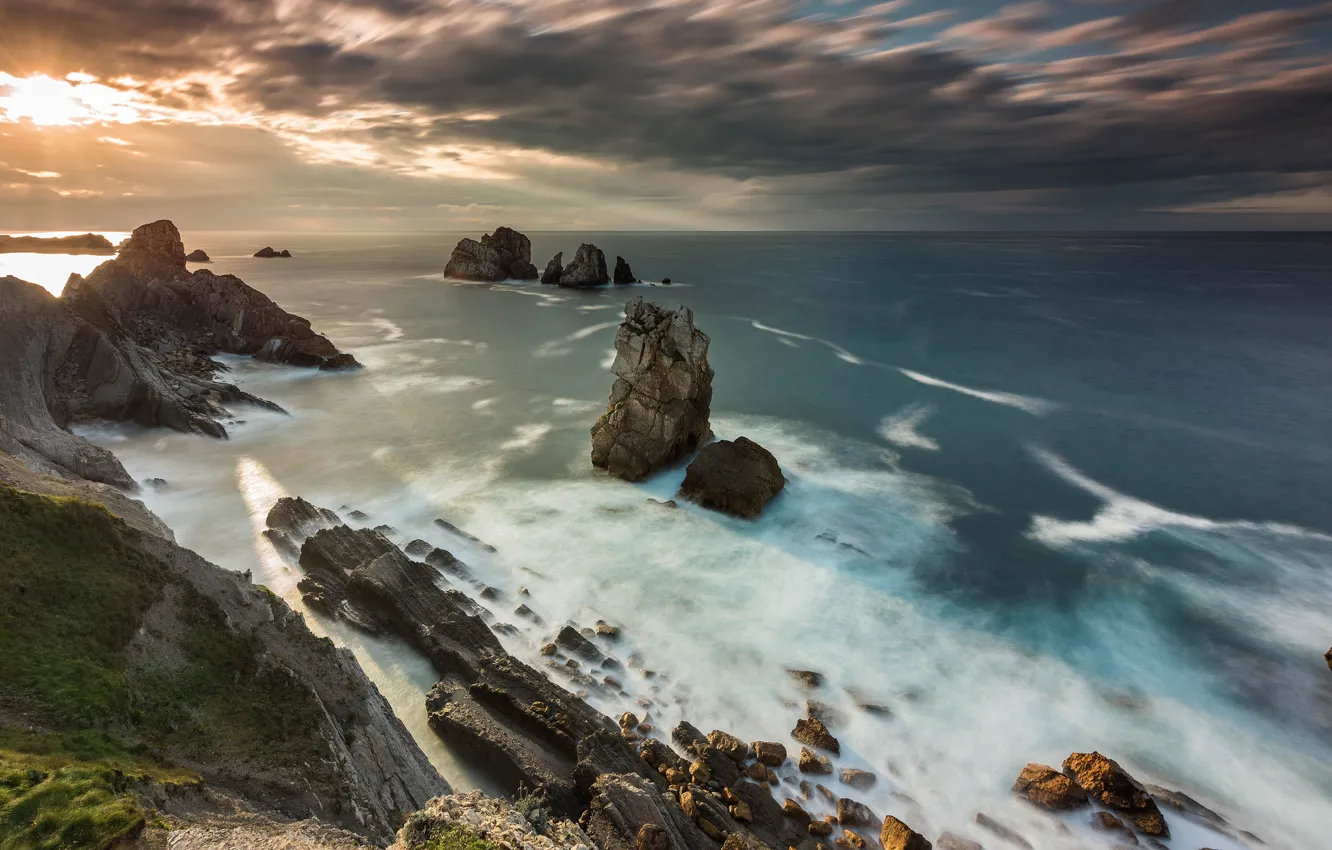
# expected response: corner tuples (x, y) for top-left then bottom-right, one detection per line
(0, 485), (333, 844)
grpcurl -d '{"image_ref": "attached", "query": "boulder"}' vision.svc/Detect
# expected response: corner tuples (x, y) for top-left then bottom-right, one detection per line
(541, 252), (564, 284)
(837, 798), (876, 828)
(614, 256), (639, 284)
(1090, 811), (1137, 843)
(707, 730), (750, 763)
(1325, 647), (1331, 671)
(444, 227), (538, 281)
(266, 496), (340, 536)
(559, 243), (610, 287)
(661, 277), (672, 285)
(880, 816), (931, 850)
(1012, 763), (1088, 811)
(798, 748), (832, 775)
(753, 741), (787, 767)
(679, 437), (785, 519)
(791, 716), (840, 755)
(590, 298), (713, 481)
(1061, 752), (1168, 836)
(788, 669), (824, 689)
(782, 799), (812, 825)
(254, 247), (293, 258)
(840, 769), (877, 791)
(185, 249), (210, 262)
(973, 814), (1029, 850)
(935, 834), (981, 850)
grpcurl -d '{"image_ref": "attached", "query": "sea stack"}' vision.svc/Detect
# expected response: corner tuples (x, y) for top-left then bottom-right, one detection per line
(254, 246), (292, 258)
(444, 226), (539, 281)
(679, 437), (786, 518)
(186, 249), (210, 262)
(559, 243), (610, 286)
(541, 251), (564, 284)
(590, 297), (713, 481)
(613, 255), (638, 284)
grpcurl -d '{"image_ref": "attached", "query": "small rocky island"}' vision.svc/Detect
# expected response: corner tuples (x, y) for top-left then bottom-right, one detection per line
(0, 232), (116, 254)
(185, 248), (210, 262)
(254, 245), (293, 258)
(444, 226), (539, 281)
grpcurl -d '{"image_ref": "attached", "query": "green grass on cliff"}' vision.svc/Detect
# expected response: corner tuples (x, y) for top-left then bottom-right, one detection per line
(0, 485), (330, 844)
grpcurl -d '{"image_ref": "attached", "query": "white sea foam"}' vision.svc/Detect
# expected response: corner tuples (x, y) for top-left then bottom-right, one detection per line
(499, 423), (553, 452)
(372, 373), (493, 395)
(552, 398), (600, 414)
(533, 321), (619, 357)
(897, 368), (1057, 415)
(749, 319), (865, 365)
(878, 403), (940, 451)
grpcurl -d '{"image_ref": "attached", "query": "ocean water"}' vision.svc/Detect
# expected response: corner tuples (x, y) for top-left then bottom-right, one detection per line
(17, 232), (1332, 849)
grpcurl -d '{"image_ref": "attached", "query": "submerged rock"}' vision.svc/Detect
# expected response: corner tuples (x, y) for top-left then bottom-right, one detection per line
(559, 243), (610, 286)
(444, 226), (538, 281)
(541, 251), (564, 284)
(185, 249), (210, 262)
(1013, 762), (1088, 811)
(798, 747), (832, 775)
(590, 298), (713, 481)
(254, 246), (293, 258)
(614, 256), (639, 284)
(679, 437), (785, 518)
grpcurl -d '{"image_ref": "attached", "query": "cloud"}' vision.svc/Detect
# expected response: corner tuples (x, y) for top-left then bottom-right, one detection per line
(0, 0), (1331, 227)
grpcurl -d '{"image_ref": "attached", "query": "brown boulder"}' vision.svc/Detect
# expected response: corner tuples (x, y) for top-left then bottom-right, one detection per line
(679, 437), (786, 519)
(708, 730), (750, 763)
(934, 834), (981, 850)
(782, 800), (813, 825)
(799, 748), (833, 775)
(1062, 752), (1168, 837)
(591, 298), (713, 481)
(839, 769), (877, 791)
(880, 816), (931, 850)
(837, 798), (876, 828)
(1012, 763), (1088, 811)
(1090, 812), (1138, 845)
(792, 717), (840, 754)
(753, 741), (788, 767)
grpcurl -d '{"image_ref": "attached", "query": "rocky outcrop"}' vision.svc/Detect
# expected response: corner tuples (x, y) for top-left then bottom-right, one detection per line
(0, 275), (276, 488)
(254, 247), (293, 258)
(1325, 646), (1331, 671)
(559, 244), (610, 287)
(186, 249), (210, 262)
(445, 227), (539, 281)
(1062, 752), (1168, 837)
(679, 437), (785, 519)
(394, 791), (592, 850)
(1012, 763), (1088, 811)
(0, 233), (115, 254)
(614, 256), (639, 284)
(541, 252), (565, 284)
(66, 220), (356, 371)
(590, 298), (713, 481)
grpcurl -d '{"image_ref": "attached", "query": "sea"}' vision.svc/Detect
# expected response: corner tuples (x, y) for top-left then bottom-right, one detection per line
(5, 231), (1332, 850)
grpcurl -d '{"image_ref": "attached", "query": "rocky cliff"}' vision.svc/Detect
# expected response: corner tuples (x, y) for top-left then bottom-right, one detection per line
(590, 298), (713, 481)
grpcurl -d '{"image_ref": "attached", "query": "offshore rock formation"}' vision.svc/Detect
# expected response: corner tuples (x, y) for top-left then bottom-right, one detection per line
(679, 437), (786, 518)
(185, 248), (210, 262)
(254, 246), (293, 258)
(591, 298), (713, 481)
(541, 251), (564, 284)
(559, 243), (610, 287)
(0, 232), (115, 254)
(445, 226), (539, 281)
(613, 256), (639, 284)
(72, 219), (356, 370)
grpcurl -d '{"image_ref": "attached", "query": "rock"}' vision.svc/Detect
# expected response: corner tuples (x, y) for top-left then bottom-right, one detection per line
(254, 246), (293, 258)
(809, 821), (833, 838)
(837, 798), (876, 828)
(880, 817), (930, 850)
(405, 539), (434, 557)
(434, 517), (498, 552)
(1325, 647), (1331, 671)
(557, 624), (606, 661)
(839, 769), (877, 791)
(799, 748), (833, 775)
(792, 717), (840, 755)
(1012, 763), (1088, 811)
(972, 814), (1030, 850)
(638, 823), (669, 850)
(445, 227), (538, 281)
(541, 252), (565, 284)
(185, 249), (210, 262)
(1143, 784), (1230, 833)
(782, 800), (812, 825)
(646, 497), (679, 509)
(788, 670), (824, 689)
(730, 802), (753, 823)
(144, 477), (170, 492)
(806, 700), (844, 727)
(398, 791), (592, 850)
(266, 496), (341, 536)
(673, 721), (710, 756)
(935, 834), (981, 850)
(585, 775), (714, 850)
(1090, 812), (1138, 845)
(614, 256), (639, 284)
(1062, 752), (1168, 836)
(707, 730), (750, 763)
(591, 298), (713, 481)
(559, 243), (610, 287)
(661, 277), (672, 285)
(596, 620), (622, 640)
(679, 437), (785, 519)
(116, 219), (189, 281)
(753, 742), (788, 767)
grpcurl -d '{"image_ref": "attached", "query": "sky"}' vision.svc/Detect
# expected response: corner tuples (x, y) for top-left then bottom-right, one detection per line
(1, 0), (1331, 231)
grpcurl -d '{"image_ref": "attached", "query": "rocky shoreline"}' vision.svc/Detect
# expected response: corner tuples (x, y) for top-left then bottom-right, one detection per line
(0, 232), (116, 254)
(0, 222), (1298, 850)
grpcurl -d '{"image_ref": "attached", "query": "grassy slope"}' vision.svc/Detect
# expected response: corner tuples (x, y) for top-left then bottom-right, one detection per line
(0, 485), (329, 848)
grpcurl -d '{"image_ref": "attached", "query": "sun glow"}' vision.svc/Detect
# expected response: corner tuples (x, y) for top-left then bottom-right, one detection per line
(0, 73), (147, 126)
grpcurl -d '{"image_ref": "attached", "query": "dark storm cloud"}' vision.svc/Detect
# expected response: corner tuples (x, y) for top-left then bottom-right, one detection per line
(3, 0), (1332, 223)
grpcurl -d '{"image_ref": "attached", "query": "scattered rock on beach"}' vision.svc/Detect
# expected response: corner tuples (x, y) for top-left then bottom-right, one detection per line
(679, 437), (785, 519)
(799, 748), (833, 775)
(1012, 763), (1088, 811)
(590, 298), (713, 481)
(753, 741), (787, 767)
(792, 716), (840, 754)
(1062, 752), (1169, 836)
(840, 768), (877, 791)
(880, 816), (931, 850)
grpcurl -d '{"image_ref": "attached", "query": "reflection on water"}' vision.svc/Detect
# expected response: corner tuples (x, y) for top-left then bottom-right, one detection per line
(0, 232), (128, 295)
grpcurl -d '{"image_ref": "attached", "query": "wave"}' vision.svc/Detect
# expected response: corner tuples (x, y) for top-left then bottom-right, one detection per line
(533, 321), (619, 357)
(748, 319), (865, 365)
(897, 369), (1057, 416)
(877, 402), (939, 452)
